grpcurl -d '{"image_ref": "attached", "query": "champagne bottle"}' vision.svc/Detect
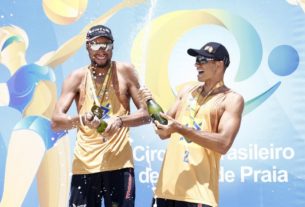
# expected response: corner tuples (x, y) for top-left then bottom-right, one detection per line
(146, 99), (168, 125)
(91, 104), (108, 133)
(96, 119), (108, 133)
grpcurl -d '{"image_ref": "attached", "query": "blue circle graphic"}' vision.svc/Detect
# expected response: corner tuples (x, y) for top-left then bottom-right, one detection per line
(268, 45), (299, 76)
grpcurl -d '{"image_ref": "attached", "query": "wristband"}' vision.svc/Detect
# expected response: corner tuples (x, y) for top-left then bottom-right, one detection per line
(117, 116), (123, 128)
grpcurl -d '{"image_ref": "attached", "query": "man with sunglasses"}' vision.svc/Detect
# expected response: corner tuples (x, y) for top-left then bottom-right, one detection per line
(52, 25), (150, 207)
(140, 42), (244, 207)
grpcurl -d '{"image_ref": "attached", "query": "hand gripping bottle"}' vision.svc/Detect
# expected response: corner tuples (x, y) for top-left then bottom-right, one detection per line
(146, 99), (168, 125)
(91, 104), (108, 133)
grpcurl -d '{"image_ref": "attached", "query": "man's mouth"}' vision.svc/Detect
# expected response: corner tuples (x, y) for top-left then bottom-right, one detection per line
(95, 54), (106, 60)
(198, 70), (204, 75)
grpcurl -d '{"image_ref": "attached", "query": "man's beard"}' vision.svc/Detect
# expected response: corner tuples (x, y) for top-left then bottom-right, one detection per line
(91, 59), (111, 68)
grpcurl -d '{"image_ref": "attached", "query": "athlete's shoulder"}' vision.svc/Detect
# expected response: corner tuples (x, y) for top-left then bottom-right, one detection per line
(114, 61), (135, 72)
(65, 66), (87, 85)
(225, 89), (244, 109)
(177, 82), (200, 100)
(226, 89), (243, 100)
(70, 66), (87, 78)
(114, 61), (139, 81)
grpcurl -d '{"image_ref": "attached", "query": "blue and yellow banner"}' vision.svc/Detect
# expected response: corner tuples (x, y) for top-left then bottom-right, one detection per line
(0, 0), (305, 206)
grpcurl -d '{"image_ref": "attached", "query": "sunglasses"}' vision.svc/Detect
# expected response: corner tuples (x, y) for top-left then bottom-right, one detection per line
(195, 56), (215, 65)
(89, 42), (113, 51)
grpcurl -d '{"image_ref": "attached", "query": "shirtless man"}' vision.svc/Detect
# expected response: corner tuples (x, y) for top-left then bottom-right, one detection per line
(51, 25), (150, 207)
(140, 42), (244, 207)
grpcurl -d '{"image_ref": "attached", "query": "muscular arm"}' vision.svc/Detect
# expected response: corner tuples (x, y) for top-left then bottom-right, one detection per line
(156, 92), (244, 154)
(51, 70), (84, 131)
(119, 64), (150, 127)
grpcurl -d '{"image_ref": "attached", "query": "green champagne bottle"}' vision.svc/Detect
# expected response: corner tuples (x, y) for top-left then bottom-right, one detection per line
(91, 104), (108, 133)
(146, 99), (168, 125)
(96, 119), (108, 133)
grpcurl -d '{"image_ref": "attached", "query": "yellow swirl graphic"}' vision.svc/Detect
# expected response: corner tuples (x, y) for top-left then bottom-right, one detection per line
(131, 10), (225, 110)
(42, 0), (88, 25)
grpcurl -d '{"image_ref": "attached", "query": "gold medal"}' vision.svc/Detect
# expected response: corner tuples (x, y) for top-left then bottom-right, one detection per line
(91, 103), (103, 118)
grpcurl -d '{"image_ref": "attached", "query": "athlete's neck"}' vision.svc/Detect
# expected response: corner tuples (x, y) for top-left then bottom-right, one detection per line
(90, 62), (112, 75)
(202, 79), (224, 94)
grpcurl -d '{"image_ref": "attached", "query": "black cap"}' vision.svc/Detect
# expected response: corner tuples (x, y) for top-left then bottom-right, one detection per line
(187, 42), (230, 67)
(86, 25), (114, 42)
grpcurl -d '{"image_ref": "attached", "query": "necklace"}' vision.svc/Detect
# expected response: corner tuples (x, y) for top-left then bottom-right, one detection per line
(191, 80), (225, 119)
(91, 69), (106, 79)
(88, 62), (113, 106)
(89, 65), (107, 79)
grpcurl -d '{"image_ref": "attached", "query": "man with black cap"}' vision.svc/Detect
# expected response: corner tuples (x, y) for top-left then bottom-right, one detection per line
(140, 42), (244, 207)
(52, 25), (150, 207)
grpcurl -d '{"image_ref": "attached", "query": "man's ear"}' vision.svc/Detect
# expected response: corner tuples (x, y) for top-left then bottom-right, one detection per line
(216, 61), (225, 72)
(86, 42), (90, 50)
(216, 60), (222, 68)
